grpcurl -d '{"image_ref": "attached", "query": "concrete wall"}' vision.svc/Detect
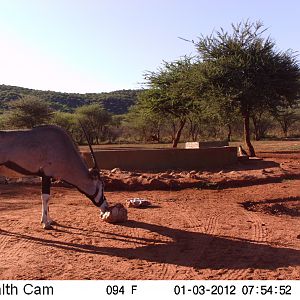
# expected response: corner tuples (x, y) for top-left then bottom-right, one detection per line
(82, 146), (237, 171)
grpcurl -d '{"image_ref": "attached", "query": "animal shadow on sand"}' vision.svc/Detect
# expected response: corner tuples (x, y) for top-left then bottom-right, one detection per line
(233, 159), (280, 172)
(241, 196), (300, 217)
(0, 219), (299, 270)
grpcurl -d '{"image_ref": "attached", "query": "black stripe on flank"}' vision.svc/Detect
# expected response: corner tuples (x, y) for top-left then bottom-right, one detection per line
(3, 161), (43, 176)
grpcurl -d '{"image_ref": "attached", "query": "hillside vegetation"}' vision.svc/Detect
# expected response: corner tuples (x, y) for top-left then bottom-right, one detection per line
(0, 84), (139, 114)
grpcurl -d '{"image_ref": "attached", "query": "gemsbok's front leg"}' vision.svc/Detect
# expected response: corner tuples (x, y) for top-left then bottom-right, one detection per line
(41, 176), (54, 229)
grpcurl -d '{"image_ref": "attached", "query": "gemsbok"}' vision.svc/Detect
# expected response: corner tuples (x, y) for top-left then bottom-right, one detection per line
(0, 125), (109, 229)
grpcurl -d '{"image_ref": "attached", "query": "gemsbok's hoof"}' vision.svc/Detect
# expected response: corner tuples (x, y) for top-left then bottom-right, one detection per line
(48, 219), (56, 225)
(42, 223), (53, 230)
(41, 219), (56, 225)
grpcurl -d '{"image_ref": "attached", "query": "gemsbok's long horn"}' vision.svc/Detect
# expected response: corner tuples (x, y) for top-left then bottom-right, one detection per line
(79, 121), (100, 170)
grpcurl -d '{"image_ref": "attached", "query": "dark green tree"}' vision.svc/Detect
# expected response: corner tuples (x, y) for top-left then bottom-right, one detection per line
(75, 103), (112, 144)
(251, 109), (273, 140)
(124, 103), (164, 142)
(51, 111), (75, 132)
(106, 115), (124, 143)
(272, 106), (300, 138)
(3, 95), (52, 128)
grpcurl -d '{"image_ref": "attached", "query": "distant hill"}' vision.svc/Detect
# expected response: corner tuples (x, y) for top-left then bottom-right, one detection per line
(0, 84), (141, 114)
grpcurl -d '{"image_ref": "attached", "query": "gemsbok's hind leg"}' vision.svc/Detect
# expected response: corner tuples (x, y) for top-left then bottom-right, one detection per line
(41, 176), (54, 229)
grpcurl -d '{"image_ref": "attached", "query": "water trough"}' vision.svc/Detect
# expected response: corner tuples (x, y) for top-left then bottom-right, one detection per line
(82, 146), (238, 171)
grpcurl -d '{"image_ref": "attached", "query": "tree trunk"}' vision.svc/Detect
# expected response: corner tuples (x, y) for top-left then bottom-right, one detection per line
(156, 129), (160, 143)
(227, 124), (232, 142)
(243, 113), (256, 157)
(283, 120), (288, 138)
(172, 118), (186, 148)
(254, 128), (260, 141)
(188, 118), (198, 142)
(251, 116), (260, 141)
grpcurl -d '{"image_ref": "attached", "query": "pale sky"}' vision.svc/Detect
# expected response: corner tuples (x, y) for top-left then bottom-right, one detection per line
(0, 0), (299, 93)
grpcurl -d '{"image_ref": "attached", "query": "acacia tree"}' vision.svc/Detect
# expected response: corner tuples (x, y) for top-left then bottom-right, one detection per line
(51, 111), (75, 132)
(272, 106), (300, 138)
(4, 95), (52, 128)
(140, 57), (202, 147)
(251, 109), (273, 140)
(187, 112), (205, 141)
(196, 21), (300, 156)
(106, 115), (124, 143)
(50, 111), (83, 143)
(202, 90), (240, 142)
(75, 103), (112, 144)
(124, 103), (164, 142)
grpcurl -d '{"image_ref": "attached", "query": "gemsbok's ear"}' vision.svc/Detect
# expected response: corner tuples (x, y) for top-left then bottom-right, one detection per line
(89, 168), (100, 180)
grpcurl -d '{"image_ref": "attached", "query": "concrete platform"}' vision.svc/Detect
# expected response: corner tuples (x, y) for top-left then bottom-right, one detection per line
(185, 141), (229, 149)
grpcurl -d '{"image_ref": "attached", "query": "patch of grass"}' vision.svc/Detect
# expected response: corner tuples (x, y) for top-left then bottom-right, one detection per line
(230, 140), (300, 153)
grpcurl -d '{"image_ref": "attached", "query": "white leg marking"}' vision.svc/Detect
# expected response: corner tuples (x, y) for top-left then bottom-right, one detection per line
(41, 194), (52, 229)
(46, 195), (53, 224)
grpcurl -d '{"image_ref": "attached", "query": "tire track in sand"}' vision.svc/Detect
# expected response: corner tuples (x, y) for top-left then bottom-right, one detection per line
(173, 201), (220, 279)
(224, 207), (268, 280)
(147, 212), (179, 280)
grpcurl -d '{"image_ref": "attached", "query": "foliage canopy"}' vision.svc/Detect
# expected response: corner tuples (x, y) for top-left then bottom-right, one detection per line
(3, 95), (52, 128)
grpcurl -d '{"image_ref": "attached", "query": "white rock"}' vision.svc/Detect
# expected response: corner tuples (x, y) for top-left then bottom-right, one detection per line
(111, 168), (121, 173)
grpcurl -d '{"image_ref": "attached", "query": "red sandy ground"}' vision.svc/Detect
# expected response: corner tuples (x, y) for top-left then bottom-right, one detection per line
(0, 151), (299, 280)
